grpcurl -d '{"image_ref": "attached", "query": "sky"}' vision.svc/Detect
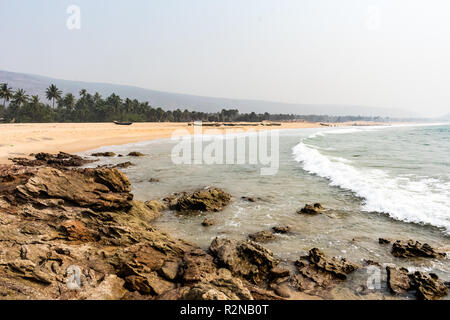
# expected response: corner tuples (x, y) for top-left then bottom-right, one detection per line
(1, 0), (449, 117)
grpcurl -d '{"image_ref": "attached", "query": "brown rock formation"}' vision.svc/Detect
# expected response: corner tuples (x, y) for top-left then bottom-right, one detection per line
(391, 240), (445, 258)
(297, 203), (323, 214)
(209, 237), (279, 284)
(292, 248), (358, 294)
(248, 230), (276, 243)
(167, 187), (231, 213)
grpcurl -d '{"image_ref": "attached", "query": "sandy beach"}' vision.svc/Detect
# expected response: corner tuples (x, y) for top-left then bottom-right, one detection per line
(0, 121), (376, 164)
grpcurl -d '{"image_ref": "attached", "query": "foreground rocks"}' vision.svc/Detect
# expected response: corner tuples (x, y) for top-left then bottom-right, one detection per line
(209, 237), (279, 284)
(291, 248), (358, 294)
(386, 266), (448, 300)
(0, 164), (277, 300)
(165, 187), (231, 213)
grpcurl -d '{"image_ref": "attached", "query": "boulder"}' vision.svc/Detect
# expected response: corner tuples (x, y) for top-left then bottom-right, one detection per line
(386, 266), (411, 294)
(272, 225), (291, 234)
(378, 238), (391, 244)
(169, 187), (231, 213)
(297, 203), (323, 214)
(209, 237), (279, 284)
(248, 230), (276, 243)
(410, 271), (448, 300)
(202, 218), (215, 227)
(391, 240), (445, 258)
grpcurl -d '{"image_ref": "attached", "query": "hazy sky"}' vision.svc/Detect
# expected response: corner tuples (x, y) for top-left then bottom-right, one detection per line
(1, 0), (449, 117)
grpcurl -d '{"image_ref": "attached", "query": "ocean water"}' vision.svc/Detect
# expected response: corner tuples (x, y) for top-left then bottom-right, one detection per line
(82, 123), (450, 299)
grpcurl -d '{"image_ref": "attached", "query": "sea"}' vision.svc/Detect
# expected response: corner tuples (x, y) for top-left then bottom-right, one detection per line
(82, 123), (450, 299)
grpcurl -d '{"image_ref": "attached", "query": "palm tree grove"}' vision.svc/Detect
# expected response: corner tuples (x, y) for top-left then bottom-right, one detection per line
(0, 83), (388, 123)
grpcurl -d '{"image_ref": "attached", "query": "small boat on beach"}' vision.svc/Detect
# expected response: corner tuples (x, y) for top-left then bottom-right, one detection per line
(113, 121), (133, 125)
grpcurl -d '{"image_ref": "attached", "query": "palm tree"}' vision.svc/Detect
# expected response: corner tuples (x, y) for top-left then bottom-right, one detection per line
(46, 84), (62, 108)
(79, 89), (87, 98)
(30, 95), (40, 104)
(0, 83), (13, 109)
(12, 89), (28, 106)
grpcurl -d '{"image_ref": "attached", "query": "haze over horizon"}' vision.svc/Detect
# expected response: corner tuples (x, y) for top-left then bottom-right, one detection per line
(1, 0), (450, 117)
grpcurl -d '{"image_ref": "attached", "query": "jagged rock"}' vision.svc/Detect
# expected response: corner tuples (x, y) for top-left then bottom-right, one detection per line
(127, 152), (146, 157)
(209, 237), (279, 284)
(391, 240), (445, 258)
(248, 230), (276, 243)
(292, 248), (358, 293)
(15, 167), (132, 211)
(241, 196), (265, 202)
(9, 152), (94, 168)
(272, 225), (291, 234)
(91, 152), (116, 157)
(202, 218), (215, 227)
(410, 271), (448, 300)
(148, 178), (160, 183)
(386, 266), (411, 294)
(379, 238), (391, 244)
(168, 187), (231, 213)
(297, 203), (323, 214)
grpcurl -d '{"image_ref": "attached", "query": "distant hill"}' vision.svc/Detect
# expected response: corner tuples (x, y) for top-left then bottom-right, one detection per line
(0, 70), (415, 117)
(439, 113), (450, 121)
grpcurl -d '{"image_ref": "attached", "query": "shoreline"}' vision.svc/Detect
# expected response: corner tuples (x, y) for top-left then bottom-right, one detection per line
(0, 121), (388, 164)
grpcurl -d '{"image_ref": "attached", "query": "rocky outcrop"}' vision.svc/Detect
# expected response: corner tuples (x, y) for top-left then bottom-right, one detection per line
(0, 163), (278, 300)
(127, 152), (146, 157)
(291, 248), (358, 294)
(9, 152), (94, 168)
(386, 266), (411, 294)
(385, 266), (448, 300)
(209, 237), (279, 284)
(297, 203), (323, 214)
(248, 230), (276, 243)
(391, 240), (445, 258)
(91, 152), (116, 157)
(166, 187), (231, 213)
(410, 271), (448, 300)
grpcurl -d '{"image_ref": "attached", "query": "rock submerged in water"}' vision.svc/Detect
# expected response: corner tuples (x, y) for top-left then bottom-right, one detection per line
(202, 218), (215, 227)
(91, 152), (116, 157)
(248, 230), (276, 243)
(166, 187), (231, 213)
(272, 225), (291, 234)
(127, 151), (146, 157)
(292, 248), (358, 294)
(390, 240), (445, 258)
(297, 203), (323, 214)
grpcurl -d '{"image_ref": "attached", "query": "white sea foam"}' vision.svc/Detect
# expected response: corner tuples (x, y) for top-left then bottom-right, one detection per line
(292, 142), (450, 234)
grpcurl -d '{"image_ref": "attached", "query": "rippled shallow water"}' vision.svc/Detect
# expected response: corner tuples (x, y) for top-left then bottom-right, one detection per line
(81, 123), (450, 300)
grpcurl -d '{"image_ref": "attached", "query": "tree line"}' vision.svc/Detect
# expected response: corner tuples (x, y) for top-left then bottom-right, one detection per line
(0, 83), (393, 123)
